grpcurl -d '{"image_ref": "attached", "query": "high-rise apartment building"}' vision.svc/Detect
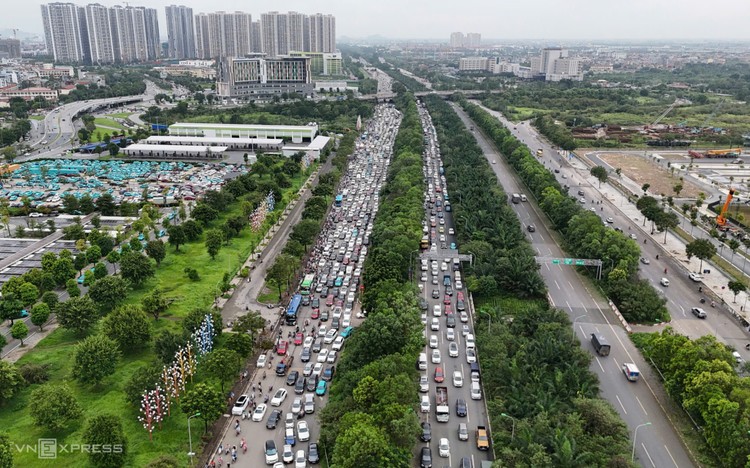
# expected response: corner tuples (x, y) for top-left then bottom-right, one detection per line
(165, 5), (195, 59)
(194, 11), (253, 60)
(41, 2), (86, 63)
(450, 32), (480, 48)
(450, 32), (464, 48)
(260, 11), (280, 58)
(0, 39), (22, 59)
(465, 33), (481, 48)
(42, 2), (158, 64)
(83, 3), (115, 64)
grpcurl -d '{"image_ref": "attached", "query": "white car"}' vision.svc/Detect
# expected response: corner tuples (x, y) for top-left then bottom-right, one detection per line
(29, 212), (43, 218)
(461, 325), (470, 336)
(282, 444), (295, 464)
(439, 438), (450, 458)
(452, 371), (463, 387)
(342, 317), (351, 328)
(317, 326), (327, 338)
(448, 228), (454, 235)
(421, 311), (428, 324)
(291, 398), (302, 414)
(297, 420), (310, 442)
(327, 350), (337, 363)
(431, 318), (440, 331)
(448, 342), (459, 357)
(257, 354), (267, 368)
(431, 349), (441, 364)
(270, 388), (288, 407)
(420, 395), (431, 413)
(466, 349), (476, 363)
(295, 449), (307, 468)
(324, 329), (337, 344)
(429, 335), (439, 349)
(317, 348), (330, 363)
(303, 362), (314, 377)
(419, 374), (429, 393)
(446, 328), (455, 341)
(231, 394), (250, 415)
(312, 363), (323, 376)
(303, 336), (314, 349)
(441, 262), (448, 271)
(459, 312), (469, 323)
(689, 272), (703, 282)
(433, 304), (442, 317)
(332, 336), (345, 351)
(251, 403), (267, 422)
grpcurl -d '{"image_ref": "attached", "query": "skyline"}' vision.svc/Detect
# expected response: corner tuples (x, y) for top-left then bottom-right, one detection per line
(5, 0), (750, 41)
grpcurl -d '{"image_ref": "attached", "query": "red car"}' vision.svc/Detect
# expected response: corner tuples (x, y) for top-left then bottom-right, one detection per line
(444, 304), (453, 315)
(443, 295), (451, 305)
(277, 340), (288, 356)
(294, 333), (303, 346)
(326, 295), (334, 307)
(311, 309), (320, 320)
(434, 366), (444, 383)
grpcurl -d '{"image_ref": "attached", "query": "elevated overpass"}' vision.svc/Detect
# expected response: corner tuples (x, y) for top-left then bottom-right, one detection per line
(359, 89), (502, 102)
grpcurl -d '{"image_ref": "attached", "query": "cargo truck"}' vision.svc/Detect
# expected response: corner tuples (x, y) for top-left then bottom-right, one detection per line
(435, 386), (449, 423)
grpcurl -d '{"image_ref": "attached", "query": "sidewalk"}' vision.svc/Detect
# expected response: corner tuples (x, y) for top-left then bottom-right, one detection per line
(568, 153), (750, 331)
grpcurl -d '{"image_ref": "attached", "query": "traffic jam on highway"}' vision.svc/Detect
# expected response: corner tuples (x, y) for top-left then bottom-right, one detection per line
(415, 102), (490, 468)
(218, 104), (403, 467)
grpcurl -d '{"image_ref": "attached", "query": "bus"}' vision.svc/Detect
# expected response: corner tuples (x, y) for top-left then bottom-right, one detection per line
(420, 235), (429, 250)
(286, 294), (302, 325)
(335, 194), (343, 207)
(300, 274), (315, 295)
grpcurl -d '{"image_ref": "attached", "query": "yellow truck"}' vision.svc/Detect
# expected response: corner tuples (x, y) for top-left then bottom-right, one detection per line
(476, 425), (490, 451)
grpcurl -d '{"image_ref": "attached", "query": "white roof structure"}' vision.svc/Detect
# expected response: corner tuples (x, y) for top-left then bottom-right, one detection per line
(144, 136), (283, 146)
(124, 144), (227, 153)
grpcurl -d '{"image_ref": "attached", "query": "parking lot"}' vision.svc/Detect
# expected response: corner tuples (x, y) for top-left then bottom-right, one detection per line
(414, 102), (491, 468)
(210, 103), (402, 467)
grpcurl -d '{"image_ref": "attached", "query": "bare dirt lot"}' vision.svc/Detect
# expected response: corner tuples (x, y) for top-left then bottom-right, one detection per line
(597, 152), (703, 198)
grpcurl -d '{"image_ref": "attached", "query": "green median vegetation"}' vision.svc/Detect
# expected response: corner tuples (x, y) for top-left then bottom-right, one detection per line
(425, 95), (633, 465)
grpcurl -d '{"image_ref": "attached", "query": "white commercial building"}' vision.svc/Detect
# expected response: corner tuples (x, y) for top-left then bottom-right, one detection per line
(168, 122), (318, 144)
(531, 48), (583, 81)
(459, 57), (489, 72)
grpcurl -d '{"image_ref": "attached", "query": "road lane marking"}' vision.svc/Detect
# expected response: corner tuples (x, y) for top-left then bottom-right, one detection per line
(568, 280), (574, 290)
(595, 356), (605, 373)
(554, 280), (561, 290)
(635, 395), (648, 415)
(615, 394), (627, 414)
(642, 443), (656, 467)
(565, 301), (573, 313)
(664, 445), (679, 467)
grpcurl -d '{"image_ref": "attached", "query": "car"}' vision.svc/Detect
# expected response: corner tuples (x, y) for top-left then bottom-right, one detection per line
(640, 257), (650, 265)
(439, 438), (450, 458)
(315, 380), (327, 396)
(458, 422), (469, 440)
(291, 397), (303, 414)
(252, 403), (268, 421)
(324, 329), (337, 344)
(660, 277), (670, 287)
(294, 332), (304, 345)
(432, 289), (440, 299)
(306, 376), (318, 393)
(295, 449), (307, 468)
(453, 370), (464, 387)
(461, 324), (470, 336)
(317, 326), (327, 338)
(308, 442), (320, 464)
(286, 370), (300, 387)
(312, 363), (323, 376)
(446, 328), (455, 341)
(420, 421), (432, 442)
(448, 228), (455, 235)
(606, 217), (614, 223)
(527, 224), (536, 232)
(470, 381), (482, 400)
(446, 315), (456, 328)
(266, 409), (281, 429)
(449, 342), (459, 357)
(297, 420), (310, 442)
(420, 446), (432, 468)
(429, 334), (439, 348)
(326, 350), (337, 364)
(312, 339), (323, 353)
(331, 335), (345, 351)
(433, 304), (442, 317)
(320, 310), (329, 321)
(282, 444), (295, 464)
(691, 307), (707, 319)
(232, 394), (250, 415)
(257, 353), (268, 368)
(340, 326), (355, 338)
(431, 318), (440, 331)
(630, 233), (637, 240)
(466, 348), (476, 363)
(285, 426), (296, 447)
(302, 362), (313, 377)
(456, 398), (467, 417)
(419, 374), (429, 392)
(459, 311), (469, 323)
(322, 365), (335, 382)
(689, 272), (703, 282)
(300, 347), (312, 363)
(303, 336), (314, 349)
(434, 366), (444, 383)
(265, 440), (279, 464)
(277, 341), (288, 356)
(431, 349), (441, 364)
(271, 388), (288, 406)
(459, 457), (472, 468)
(304, 394), (315, 414)
(443, 295), (451, 305)
(317, 348), (329, 363)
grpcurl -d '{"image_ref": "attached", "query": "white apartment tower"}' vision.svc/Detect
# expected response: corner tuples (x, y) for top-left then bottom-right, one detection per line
(83, 3), (116, 64)
(109, 6), (160, 63)
(165, 5), (196, 59)
(260, 11), (280, 58)
(450, 32), (464, 48)
(194, 11), (253, 60)
(41, 2), (86, 63)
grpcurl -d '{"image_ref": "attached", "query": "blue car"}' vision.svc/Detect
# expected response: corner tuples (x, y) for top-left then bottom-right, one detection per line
(340, 326), (355, 338)
(138, 233), (145, 241)
(450, 243), (457, 250)
(315, 380), (327, 396)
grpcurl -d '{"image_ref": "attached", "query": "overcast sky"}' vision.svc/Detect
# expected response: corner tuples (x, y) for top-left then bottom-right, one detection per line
(6, 0), (750, 41)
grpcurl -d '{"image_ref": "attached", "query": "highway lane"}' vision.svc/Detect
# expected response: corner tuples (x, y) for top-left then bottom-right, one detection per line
(415, 104), (491, 468)
(453, 103), (694, 468)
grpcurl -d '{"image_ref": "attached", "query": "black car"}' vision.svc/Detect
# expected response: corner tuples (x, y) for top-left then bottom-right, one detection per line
(419, 298), (428, 311)
(286, 370), (299, 386)
(295, 375), (306, 394)
(420, 446), (432, 468)
(445, 285), (453, 296)
(456, 398), (467, 417)
(301, 295), (311, 306)
(300, 347), (312, 363)
(420, 422), (431, 442)
(306, 376), (318, 392)
(527, 224), (536, 233)
(322, 365), (335, 382)
(312, 338), (323, 353)
(266, 409), (281, 429)
(446, 315), (456, 328)
(320, 310), (329, 322)
(331, 316), (340, 330)
(308, 442), (320, 464)
(311, 298), (320, 311)
(459, 457), (472, 468)
(432, 289), (440, 299)
(320, 286), (329, 298)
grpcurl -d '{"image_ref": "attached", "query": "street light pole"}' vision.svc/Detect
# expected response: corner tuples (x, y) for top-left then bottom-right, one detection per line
(479, 310), (492, 333)
(500, 413), (516, 443)
(632, 422), (651, 462)
(187, 412), (201, 465)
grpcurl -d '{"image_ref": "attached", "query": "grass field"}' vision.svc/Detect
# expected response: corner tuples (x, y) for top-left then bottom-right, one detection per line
(29, 115), (45, 121)
(0, 169), (309, 467)
(94, 117), (126, 130)
(105, 112), (134, 120)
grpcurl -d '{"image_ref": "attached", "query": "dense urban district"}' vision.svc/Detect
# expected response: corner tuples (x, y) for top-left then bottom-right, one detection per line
(0, 7), (748, 468)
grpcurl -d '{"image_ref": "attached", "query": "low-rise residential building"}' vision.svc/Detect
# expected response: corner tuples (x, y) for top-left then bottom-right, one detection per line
(0, 86), (58, 101)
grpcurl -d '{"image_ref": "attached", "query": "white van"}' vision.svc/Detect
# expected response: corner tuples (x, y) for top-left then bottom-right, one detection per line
(520, 194), (527, 202)
(465, 334), (475, 350)
(418, 353), (428, 370)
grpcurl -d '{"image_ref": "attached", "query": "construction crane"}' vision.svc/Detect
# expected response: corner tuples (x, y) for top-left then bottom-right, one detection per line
(11, 29), (18, 39)
(716, 188), (735, 227)
(650, 99), (679, 126)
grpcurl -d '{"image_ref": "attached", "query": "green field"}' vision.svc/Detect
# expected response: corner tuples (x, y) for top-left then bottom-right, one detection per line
(29, 115), (45, 121)
(0, 169), (309, 467)
(105, 112), (134, 120)
(94, 117), (126, 130)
